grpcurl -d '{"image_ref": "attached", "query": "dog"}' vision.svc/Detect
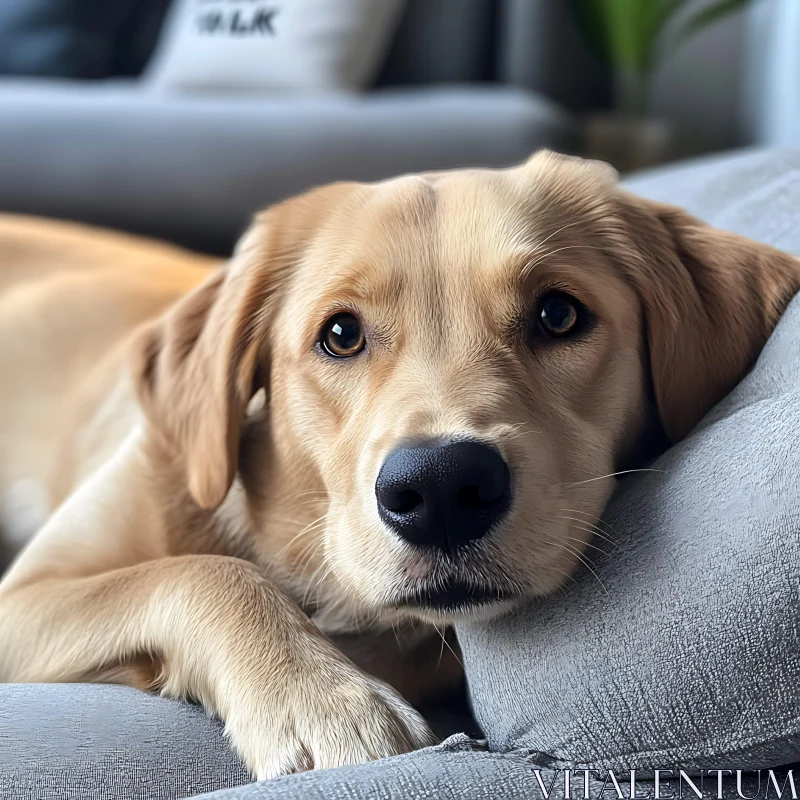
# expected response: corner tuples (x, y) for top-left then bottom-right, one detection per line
(0, 151), (798, 779)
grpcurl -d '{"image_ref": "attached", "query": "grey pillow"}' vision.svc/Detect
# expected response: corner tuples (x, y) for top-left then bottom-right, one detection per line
(0, 683), (251, 799)
(459, 280), (800, 770)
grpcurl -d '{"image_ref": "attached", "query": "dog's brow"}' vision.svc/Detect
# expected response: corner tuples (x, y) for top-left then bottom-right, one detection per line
(368, 176), (438, 231)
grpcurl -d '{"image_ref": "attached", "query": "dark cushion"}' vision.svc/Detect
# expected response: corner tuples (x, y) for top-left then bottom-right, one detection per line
(111, 0), (172, 77)
(376, 0), (497, 86)
(0, 0), (165, 78)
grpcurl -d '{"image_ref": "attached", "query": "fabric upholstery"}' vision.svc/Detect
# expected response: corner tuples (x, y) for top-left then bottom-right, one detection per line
(0, 79), (573, 254)
(0, 684), (250, 799)
(0, 0), (592, 253)
(0, 697), (778, 800)
(192, 740), (788, 799)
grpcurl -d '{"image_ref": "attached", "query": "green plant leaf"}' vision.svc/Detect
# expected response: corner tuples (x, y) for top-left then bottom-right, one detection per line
(606, 0), (646, 71)
(567, 0), (697, 76)
(676, 0), (754, 46)
(567, 0), (612, 64)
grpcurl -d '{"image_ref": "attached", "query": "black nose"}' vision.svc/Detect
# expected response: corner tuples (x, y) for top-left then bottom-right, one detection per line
(375, 440), (511, 552)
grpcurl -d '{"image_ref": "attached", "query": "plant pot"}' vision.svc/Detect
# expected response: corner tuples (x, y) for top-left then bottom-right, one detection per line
(584, 114), (674, 173)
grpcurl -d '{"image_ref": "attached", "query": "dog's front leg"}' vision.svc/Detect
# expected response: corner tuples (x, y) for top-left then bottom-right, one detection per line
(0, 553), (435, 777)
(0, 436), (434, 778)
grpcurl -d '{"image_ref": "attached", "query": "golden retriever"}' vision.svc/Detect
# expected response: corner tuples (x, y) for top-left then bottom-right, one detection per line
(0, 151), (798, 779)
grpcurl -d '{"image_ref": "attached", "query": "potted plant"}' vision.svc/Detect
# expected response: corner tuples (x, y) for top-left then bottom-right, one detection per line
(569, 0), (754, 171)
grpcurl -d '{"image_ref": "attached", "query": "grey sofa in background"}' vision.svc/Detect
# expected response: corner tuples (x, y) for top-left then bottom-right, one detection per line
(0, 0), (605, 255)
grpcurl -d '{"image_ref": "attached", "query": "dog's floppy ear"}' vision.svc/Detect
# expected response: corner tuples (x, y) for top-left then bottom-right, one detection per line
(618, 194), (800, 443)
(133, 182), (357, 509)
(133, 217), (279, 509)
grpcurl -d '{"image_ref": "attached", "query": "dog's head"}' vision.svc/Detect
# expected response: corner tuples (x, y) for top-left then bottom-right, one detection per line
(136, 151), (800, 623)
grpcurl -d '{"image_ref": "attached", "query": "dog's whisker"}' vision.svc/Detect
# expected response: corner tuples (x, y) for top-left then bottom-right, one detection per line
(523, 244), (604, 276)
(530, 219), (587, 254)
(565, 468), (664, 486)
(570, 525), (619, 550)
(559, 516), (622, 550)
(299, 544), (328, 578)
(562, 532), (609, 557)
(552, 540), (609, 596)
(261, 489), (336, 509)
(260, 501), (338, 529)
(291, 498), (337, 510)
(433, 622), (463, 670)
(559, 508), (617, 534)
(261, 515), (311, 528)
(301, 561), (329, 608)
(356, 431), (389, 470)
(565, 526), (619, 553)
(501, 422), (543, 445)
(389, 619), (404, 652)
(554, 520), (605, 546)
(274, 513), (333, 560)
(308, 565), (336, 606)
(543, 565), (576, 597)
(556, 515), (621, 551)
(433, 622), (446, 669)
(283, 489), (333, 501)
(293, 540), (326, 577)
(506, 421), (530, 432)
(351, 609), (362, 635)
(299, 535), (328, 567)
(505, 430), (539, 443)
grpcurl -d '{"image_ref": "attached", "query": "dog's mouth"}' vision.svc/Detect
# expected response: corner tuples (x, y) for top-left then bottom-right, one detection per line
(392, 580), (516, 615)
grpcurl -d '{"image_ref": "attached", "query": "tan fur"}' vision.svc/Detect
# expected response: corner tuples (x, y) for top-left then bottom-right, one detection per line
(0, 151), (798, 778)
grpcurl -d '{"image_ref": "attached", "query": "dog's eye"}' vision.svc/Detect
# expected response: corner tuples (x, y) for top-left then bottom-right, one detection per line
(320, 312), (365, 358)
(537, 291), (584, 338)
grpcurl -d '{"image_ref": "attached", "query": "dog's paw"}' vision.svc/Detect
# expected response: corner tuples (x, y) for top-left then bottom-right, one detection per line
(225, 660), (437, 780)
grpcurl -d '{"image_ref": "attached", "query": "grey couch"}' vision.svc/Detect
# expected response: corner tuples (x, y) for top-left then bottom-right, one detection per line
(3, 147), (800, 799)
(0, 0), (605, 255)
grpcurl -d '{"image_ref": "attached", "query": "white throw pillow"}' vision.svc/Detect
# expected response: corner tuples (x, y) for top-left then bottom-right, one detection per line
(146, 0), (406, 93)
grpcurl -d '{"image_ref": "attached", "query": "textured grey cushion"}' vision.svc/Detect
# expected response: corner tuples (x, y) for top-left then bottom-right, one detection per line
(0, 684), (250, 799)
(195, 739), (776, 800)
(458, 148), (800, 771)
(0, 698), (775, 800)
(0, 80), (574, 255)
(625, 148), (800, 253)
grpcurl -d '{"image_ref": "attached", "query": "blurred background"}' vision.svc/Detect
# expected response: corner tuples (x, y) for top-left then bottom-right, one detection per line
(0, 0), (795, 256)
